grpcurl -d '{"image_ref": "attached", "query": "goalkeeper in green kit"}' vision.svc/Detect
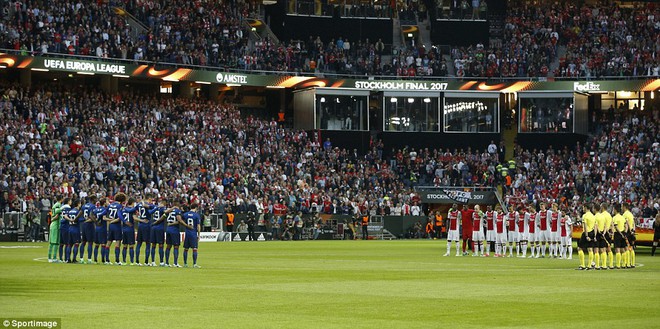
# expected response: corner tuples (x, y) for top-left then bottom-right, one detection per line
(48, 195), (64, 263)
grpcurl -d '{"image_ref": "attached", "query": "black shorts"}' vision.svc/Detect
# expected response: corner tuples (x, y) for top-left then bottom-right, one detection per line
(600, 232), (612, 248)
(579, 232), (596, 249)
(597, 235), (608, 248)
(654, 231), (660, 241)
(627, 232), (636, 243)
(613, 232), (627, 248)
(578, 233), (586, 249)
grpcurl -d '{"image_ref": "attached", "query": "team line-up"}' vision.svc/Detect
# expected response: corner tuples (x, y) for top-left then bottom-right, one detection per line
(46, 193), (201, 268)
(45, 191), (636, 271)
(443, 202), (637, 269)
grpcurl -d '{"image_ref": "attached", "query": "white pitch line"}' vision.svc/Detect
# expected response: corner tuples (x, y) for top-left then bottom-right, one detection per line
(0, 245), (42, 249)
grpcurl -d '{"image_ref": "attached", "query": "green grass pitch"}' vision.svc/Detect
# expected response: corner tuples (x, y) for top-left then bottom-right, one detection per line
(0, 240), (659, 329)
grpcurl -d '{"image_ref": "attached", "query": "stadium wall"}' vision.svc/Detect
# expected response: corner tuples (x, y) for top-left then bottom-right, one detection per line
(516, 133), (588, 151)
(315, 130), (499, 155)
(430, 20), (489, 47)
(270, 15), (394, 46)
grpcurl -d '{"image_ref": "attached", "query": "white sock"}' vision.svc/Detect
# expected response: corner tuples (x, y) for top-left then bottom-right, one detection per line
(516, 244), (520, 255)
(568, 245), (573, 258)
(447, 242), (451, 254)
(455, 241), (460, 254)
(509, 245), (513, 255)
(479, 243), (484, 255)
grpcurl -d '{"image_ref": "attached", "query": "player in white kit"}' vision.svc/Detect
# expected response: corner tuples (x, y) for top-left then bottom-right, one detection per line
(484, 205), (496, 257)
(548, 203), (562, 258)
(528, 206), (539, 258)
(471, 205), (485, 256)
(506, 205), (519, 257)
(536, 202), (550, 258)
(560, 207), (574, 259)
(517, 206), (528, 257)
(494, 207), (507, 257)
(444, 204), (462, 256)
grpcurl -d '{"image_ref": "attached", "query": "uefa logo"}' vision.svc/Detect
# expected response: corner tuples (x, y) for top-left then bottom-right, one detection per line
(216, 73), (223, 83)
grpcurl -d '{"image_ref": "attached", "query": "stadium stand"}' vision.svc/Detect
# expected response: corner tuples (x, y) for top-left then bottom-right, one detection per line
(454, 1), (659, 79)
(0, 83), (657, 222)
(1, 1), (657, 78)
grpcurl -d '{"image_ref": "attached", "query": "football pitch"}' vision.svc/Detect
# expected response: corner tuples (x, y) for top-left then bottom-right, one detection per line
(0, 240), (658, 329)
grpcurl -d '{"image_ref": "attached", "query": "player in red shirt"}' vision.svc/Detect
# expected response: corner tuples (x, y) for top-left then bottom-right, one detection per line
(444, 204), (462, 256)
(460, 205), (474, 256)
(494, 206), (507, 257)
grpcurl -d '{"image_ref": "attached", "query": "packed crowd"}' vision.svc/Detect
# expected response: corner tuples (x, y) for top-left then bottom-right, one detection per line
(452, 1), (660, 78)
(0, 83), (436, 230)
(554, 2), (660, 78)
(293, 37), (448, 76)
(0, 0), (255, 67)
(1, 0), (658, 79)
(126, 0), (258, 67)
(0, 0), (440, 76)
(451, 1), (558, 78)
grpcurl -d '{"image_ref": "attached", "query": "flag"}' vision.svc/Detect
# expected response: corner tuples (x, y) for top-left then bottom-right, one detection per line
(442, 189), (471, 204)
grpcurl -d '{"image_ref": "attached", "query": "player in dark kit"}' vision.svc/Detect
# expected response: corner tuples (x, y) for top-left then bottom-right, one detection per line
(182, 203), (202, 268)
(106, 193), (127, 265)
(79, 196), (97, 264)
(135, 195), (155, 266)
(164, 200), (184, 267)
(93, 198), (109, 264)
(149, 199), (167, 266)
(121, 198), (138, 265)
(65, 199), (82, 263)
(58, 198), (71, 262)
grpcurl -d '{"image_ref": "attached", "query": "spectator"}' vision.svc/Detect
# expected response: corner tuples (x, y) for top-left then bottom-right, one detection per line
(237, 220), (248, 233)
